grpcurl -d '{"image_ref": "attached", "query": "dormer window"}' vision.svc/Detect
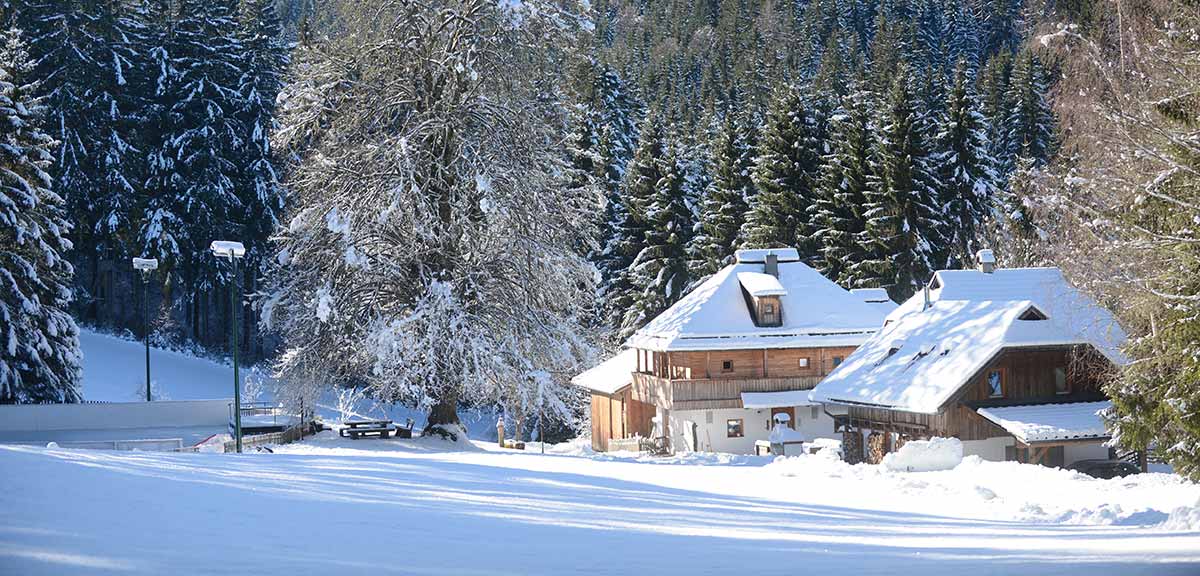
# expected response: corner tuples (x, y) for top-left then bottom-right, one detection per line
(760, 300), (780, 326)
(1018, 306), (1048, 321)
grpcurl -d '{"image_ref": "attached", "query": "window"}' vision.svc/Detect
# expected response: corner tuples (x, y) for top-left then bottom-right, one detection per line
(721, 360), (734, 372)
(760, 300), (780, 326)
(705, 411), (713, 424)
(798, 357), (810, 369)
(726, 419), (744, 438)
(810, 406), (820, 419)
(987, 369), (1004, 398)
(1054, 367), (1069, 395)
(832, 356), (844, 368)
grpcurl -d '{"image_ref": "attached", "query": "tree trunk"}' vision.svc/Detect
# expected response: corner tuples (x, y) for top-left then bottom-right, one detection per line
(424, 392), (461, 439)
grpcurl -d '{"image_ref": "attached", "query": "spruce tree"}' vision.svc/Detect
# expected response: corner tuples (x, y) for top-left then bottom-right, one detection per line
(814, 86), (875, 287)
(237, 0), (289, 274)
(605, 113), (665, 338)
(141, 0), (246, 308)
(1003, 49), (1055, 170)
(934, 61), (996, 268)
(0, 27), (81, 403)
(690, 100), (752, 279)
(860, 66), (945, 300)
(743, 83), (822, 258)
(624, 137), (693, 337)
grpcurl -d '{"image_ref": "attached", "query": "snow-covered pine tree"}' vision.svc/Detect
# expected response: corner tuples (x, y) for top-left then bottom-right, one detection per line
(1003, 49), (1055, 171)
(264, 0), (595, 435)
(977, 51), (1012, 176)
(623, 134), (693, 336)
(743, 83), (822, 258)
(860, 65), (945, 300)
(607, 112), (665, 338)
(934, 60), (996, 268)
(689, 96), (753, 280)
(814, 85), (875, 287)
(14, 0), (142, 318)
(141, 0), (246, 325)
(0, 26), (81, 403)
(945, 0), (982, 73)
(236, 0), (289, 276)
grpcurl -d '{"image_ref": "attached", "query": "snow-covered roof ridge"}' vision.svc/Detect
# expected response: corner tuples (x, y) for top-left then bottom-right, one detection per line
(734, 248), (800, 263)
(811, 266), (1127, 414)
(626, 258), (893, 352)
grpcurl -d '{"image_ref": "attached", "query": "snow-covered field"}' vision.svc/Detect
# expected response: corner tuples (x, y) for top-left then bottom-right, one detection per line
(2, 434), (1198, 575)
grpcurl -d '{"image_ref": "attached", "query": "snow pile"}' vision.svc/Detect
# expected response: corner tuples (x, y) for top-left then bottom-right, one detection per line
(881, 437), (963, 472)
(768, 423), (805, 444)
(1159, 499), (1200, 531)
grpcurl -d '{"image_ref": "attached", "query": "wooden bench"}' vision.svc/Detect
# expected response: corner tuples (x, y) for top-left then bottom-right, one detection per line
(340, 420), (394, 439)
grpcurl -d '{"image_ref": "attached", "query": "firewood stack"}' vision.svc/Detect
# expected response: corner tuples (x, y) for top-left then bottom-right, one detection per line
(842, 429), (864, 464)
(866, 431), (891, 464)
(894, 434), (909, 453)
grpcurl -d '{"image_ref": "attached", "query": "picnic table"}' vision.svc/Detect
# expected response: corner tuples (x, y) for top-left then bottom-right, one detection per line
(338, 418), (416, 440)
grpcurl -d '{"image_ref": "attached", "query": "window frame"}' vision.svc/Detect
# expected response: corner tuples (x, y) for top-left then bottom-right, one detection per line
(798, 357), (810, 369)
(986, 368), (1005, 398)
(832, 356), (844, 368)
(1054, 367), (1069, 395)
(726, 418), (744, 438)
(720, 360), (734, 373)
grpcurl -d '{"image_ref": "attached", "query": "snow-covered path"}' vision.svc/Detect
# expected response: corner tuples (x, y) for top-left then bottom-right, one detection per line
(1, 435), (1198, 575)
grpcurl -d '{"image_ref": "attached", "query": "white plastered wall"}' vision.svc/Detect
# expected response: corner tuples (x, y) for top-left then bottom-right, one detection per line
(671, 405), (839, 454)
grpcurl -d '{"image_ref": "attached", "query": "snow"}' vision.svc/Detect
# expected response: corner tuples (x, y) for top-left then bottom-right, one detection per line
(733, 248), (801, 263)
(811, 267), (1127, 413)
(78, 329), (245, 401)
(736, 271), (787, 296)
(882, 437), (964, 472)
(627, 258), (890, 352)
(741, 389), (818, 408)
(570, 349), (635, 395)
(1, 436), (1199, 574)
(977, 401), (1112, 443)
(768, 422), (805, 443)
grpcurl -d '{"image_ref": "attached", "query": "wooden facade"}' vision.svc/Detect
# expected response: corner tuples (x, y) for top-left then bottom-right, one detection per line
(836, 345), (1112, 444)
(589, 387), (655, 452)
(627, 345), (854, 412)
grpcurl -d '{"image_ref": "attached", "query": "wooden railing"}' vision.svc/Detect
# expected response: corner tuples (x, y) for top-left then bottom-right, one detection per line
(631, 373), (823, 411)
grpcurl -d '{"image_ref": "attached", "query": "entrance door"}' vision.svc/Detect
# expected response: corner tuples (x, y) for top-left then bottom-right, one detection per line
(770, 407), (796, 429)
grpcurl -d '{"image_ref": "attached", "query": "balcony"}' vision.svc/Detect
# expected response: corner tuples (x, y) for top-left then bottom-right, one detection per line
(630, 372), (823, 411)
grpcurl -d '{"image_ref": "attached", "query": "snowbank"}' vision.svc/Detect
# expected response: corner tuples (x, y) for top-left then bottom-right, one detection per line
(1160, 499), (1200, 531)
(881, 437), (963, 472)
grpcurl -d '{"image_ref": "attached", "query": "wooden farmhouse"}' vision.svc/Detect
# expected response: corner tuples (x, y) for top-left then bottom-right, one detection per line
(810, 251), (1128, 468)
(573, 248), (895, 453)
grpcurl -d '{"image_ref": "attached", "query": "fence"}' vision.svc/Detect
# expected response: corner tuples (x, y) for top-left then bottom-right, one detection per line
(220, 424), (308, 453)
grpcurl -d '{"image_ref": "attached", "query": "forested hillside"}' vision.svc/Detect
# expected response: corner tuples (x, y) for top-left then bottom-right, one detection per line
(573, 0), (1056, 340)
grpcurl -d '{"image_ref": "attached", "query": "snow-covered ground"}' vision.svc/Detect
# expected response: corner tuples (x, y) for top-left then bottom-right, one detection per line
(1, 434), (1198, 575)
(75, 328), (500, 439)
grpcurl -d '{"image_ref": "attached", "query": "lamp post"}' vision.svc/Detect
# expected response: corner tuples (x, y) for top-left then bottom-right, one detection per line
(132, 258), (158, 402)
(210, 240), (246, 453)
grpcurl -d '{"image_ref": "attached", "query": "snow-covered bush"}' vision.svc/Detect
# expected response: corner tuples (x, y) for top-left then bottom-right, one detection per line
(881, 437), (964, 472)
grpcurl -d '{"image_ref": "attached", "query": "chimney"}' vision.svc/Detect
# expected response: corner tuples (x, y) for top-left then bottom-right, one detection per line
(764, 253), (779, 277)
(922, 282), (931, 311)
(976, 249), (996, 274)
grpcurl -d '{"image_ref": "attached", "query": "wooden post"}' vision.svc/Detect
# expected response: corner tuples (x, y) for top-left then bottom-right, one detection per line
(705, 351), (711, 379)
(762, 349), (768, 377)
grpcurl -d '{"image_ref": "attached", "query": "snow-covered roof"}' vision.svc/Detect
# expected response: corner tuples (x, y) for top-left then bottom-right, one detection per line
(570, 349), (636, 395)
(741, 390), (818, 408)
(851, 288), (899, 315)
(734, 248), (800, 263)
(810, 267), (1127, 414)
(976, 401), (1112, 444)
(736, 272), (787, 297)
(626, 258), (891, 352)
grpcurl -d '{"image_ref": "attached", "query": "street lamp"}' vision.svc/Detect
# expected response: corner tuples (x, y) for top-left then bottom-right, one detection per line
(132, 258), (158, 402)
(210, 240), (246, 453)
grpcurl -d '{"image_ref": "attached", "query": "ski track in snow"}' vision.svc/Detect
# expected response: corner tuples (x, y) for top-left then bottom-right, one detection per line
(1, 435), (1198, 575)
